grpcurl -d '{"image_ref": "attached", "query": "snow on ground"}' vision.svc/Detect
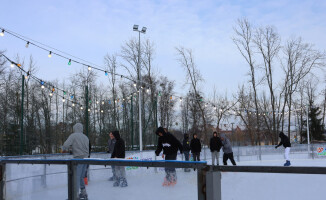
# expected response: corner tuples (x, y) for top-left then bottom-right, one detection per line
(3, 151), (326, 200)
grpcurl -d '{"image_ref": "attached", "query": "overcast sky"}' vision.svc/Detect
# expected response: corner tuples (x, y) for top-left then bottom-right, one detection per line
(1, 0), (325, 98)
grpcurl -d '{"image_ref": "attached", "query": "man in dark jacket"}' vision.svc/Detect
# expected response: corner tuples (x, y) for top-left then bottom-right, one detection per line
(221, 134), (236, 166)
(210, 132), (223, 165)
(182, 133), (191, 172)
(111, 131), (128, 187)
(155, 127), (183, 186)
(190, 133), (201, 161)
(107, 132), (116, 181)
(275, 132), (292, 166)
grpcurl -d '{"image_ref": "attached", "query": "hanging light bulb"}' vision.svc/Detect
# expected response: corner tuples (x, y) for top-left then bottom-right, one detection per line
(10, 62), (14, 68)
(48, 51), (52, 58)
(62, 98), (65, 102)
(105, 71), (108, 76)
(25, 41), (30, 48)
(88, 109), (91, 112)
(70, 95), (74, 99)
(68, 59), (71, 65)
(146, 88), (150, 93)
(101, 110), (104, 113)
(180, 98), (182, 102)
(0, 29), (4, 36)
(80, 106), (83, 110)
(96, 101), (99, 104)
(133, 83), (137, 87)
(49, 92), (53, 97)
(72, 103), (75, 107)
(41, 85), (45, 89)
(102, 101), (104, 105)
(88, 66), (92, 71)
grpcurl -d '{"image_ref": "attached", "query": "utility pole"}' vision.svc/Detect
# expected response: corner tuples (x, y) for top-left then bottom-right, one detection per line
(131, 96), (134, 150)
(20, 75), (24, 155)
(133, 25), (147, 151)
(85, 85), (89, 137)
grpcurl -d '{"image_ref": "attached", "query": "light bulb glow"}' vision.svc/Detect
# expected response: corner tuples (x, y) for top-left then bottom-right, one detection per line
(68, 59), (71, 65)
(88, 66), (92, 71)
(62, 98), (65, 102)
(72, 103), (75, 107)
(10, 62), (14, 68)
(80, 106), (83, 110)
(49, 92), (53, 96)
(41, 85), (45, 89)
(25, 41), (30, 48)
(0, 29), (4, 36)
(105, 71), (108, 76)
(101, 110), (103, 113)
(48, 51), (52, 58)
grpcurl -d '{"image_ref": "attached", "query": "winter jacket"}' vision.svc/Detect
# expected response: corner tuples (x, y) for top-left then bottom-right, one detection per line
(183, 134), (191, 152)
(111, 131), (125, 158)
(155, 130), (183, 156)
(276, 132), (291, 148)
(210, 135), (223, 152)
(220, 134), (233, 154)
(62, 123), (89, 159)
(107, 138), (116, 153)
(190, 136), (201, 153)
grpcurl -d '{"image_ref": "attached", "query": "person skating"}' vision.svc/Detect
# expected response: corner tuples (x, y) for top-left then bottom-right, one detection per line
(62, 123), (89, 199)
(220, 134), (236, 166)
(190, 133), (201, 161)
(182, 133), (191, 172)
(111, 130), (128, 187)
(275, 132), (292, 166)
(210, 132), (223, 165)
(107, 132), (116, 181)
(155, 127), (183, 186)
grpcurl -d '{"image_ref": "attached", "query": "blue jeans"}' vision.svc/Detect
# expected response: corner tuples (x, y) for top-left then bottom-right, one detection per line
(184, 151), (190, 161)
(76, 164), (87, 192)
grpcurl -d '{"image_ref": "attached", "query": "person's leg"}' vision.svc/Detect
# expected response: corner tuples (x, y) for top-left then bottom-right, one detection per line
(223, 153), (228, 165)
(198, 152), (201, 161)
(109, 165), (116, 181)
(192, 153), (196, 161)
(229, 152), (237, 165)
(184, 151), (189, 161)
(76, 164), (83, 195)
(216, 151), (220, 165)
(79, 164), (88, 197)
(284, 147), (290, 161)
(120, 166), (128, 187)
(211, 152), (215, 165)
(113, 166), (121, 187)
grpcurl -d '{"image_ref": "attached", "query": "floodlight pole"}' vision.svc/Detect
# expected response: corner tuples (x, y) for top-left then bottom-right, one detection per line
(134, 25), (146, 151)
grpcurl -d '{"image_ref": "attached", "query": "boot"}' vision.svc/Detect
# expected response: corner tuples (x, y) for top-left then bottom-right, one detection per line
(79, 188), (88, 200)
(120, 177), (128, 187)
(284, 160), (291, 166)
(113, 177), (120, 187)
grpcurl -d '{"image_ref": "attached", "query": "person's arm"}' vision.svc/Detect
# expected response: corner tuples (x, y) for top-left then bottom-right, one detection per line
(155, 137), (163, 156)
(62, 134), (74, 152)
(209, 138), (213, 151)
(275, 140), (283, 148)
(199, 140), (202, 152)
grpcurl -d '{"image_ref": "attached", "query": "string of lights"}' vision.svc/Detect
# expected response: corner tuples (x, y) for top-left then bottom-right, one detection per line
(0, 27), (310, 116)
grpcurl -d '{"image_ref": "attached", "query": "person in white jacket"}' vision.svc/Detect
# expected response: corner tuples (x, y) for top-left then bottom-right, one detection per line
(62, 123), (89, 199)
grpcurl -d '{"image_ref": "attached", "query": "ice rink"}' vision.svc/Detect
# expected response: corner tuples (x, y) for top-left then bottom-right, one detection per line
(3, 149), (326, 200)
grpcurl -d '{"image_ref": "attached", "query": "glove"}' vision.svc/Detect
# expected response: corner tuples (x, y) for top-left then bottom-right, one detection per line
(275, 146), (278, 149)
(107, 150), (110, 153)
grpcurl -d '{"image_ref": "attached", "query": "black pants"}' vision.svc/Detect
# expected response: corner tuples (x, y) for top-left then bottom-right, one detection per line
(192, 152), (200, 161)
(223, 152), (236, 165)
(165, 154), (177, 182)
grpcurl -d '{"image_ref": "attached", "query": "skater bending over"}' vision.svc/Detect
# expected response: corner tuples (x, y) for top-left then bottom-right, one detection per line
(220, 134), (236, 166)
(111, 131), (128, 187)
(62, 123), (89, 199)
(275, 132), (292, 166)
(155, 127), (183, 186)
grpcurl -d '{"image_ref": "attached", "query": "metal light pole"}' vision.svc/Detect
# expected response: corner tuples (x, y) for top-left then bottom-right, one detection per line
(306, 104), (310, 145)
(133, 25), (147, 151)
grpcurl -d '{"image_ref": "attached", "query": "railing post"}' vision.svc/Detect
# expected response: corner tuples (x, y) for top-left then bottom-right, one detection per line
(42, 155), (47, 188)
(68, 161), (77, 200)
(0, 163), (6, 200)
(197, 167), (206, 200)
(206, 168), (222, 200)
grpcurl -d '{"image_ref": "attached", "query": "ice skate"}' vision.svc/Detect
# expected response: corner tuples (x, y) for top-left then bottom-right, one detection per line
(78, 188), (88, 200)
(108, 176), (116, 181)
(162, 177), (170, 186)
(113, 179), (120, 187)
(120, 178), (128, 187)
(284, 160), (291, 166)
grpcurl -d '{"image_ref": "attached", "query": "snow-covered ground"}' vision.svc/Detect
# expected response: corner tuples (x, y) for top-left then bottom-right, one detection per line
(3, 151), (326, 200)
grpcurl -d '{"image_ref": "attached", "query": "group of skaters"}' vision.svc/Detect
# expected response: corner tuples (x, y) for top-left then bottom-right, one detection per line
(61, 122), (292, 198)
